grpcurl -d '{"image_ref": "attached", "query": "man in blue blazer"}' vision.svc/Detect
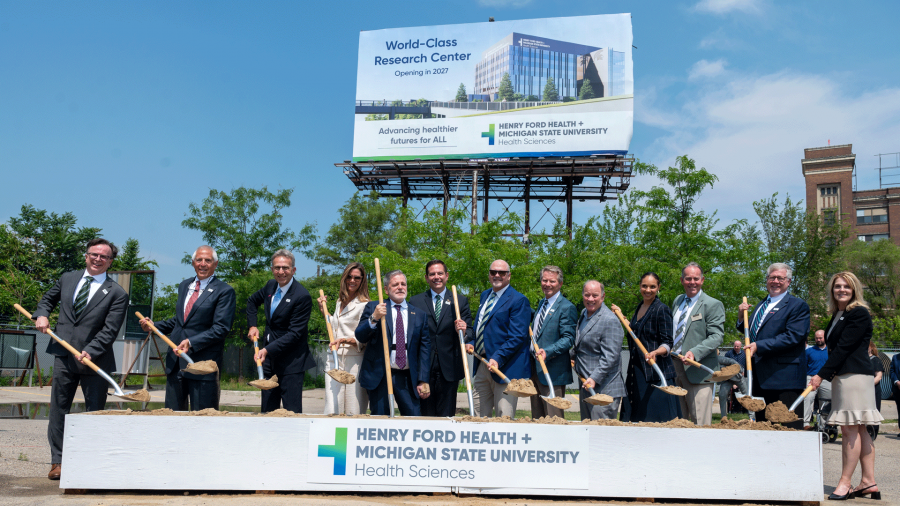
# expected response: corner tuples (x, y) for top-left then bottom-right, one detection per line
(141, 246), (236, 411)
(465, 259), (532, 418)
(356, 270), (431, 416)
(247, 249), (315, 413)
(738, 262), (810, 429)
(530, 265), (577, 419)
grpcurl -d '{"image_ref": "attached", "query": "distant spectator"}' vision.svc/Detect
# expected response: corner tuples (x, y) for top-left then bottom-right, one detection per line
(717, 351), (746, 417)
(868, 342), (884, 437)
(724, 340), (745, 373)
(803, 330), (831, 429)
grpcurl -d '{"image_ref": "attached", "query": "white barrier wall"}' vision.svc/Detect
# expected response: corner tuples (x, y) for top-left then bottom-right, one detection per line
(61, 414), (822, 502)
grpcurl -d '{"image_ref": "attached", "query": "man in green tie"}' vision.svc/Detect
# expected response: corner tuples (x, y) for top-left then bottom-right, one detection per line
(32, 238), (129, 480)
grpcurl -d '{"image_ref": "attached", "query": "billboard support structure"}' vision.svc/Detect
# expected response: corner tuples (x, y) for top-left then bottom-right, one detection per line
(336, 155), (633, 239)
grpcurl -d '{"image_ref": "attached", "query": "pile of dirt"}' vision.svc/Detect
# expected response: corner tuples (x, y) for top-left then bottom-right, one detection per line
(262, 408), (302, 417)
(457, 415), (533, 424)
(765, 401), (799, 424)
(193, 408), (230, 416)
(504, 378), (537, 397)
(585, 393), (614, 406)
(658, 385), (688, 396)
(737, 396), (766, 412)
(327, 369), (356, 384)
(544, 396), (572, 410)
(711, 363), (741, 382)
(249, 375), (279, 390)
(120, 389), (151, 402)
(184, 360), (218, 375)
(715, 416), (794, 431)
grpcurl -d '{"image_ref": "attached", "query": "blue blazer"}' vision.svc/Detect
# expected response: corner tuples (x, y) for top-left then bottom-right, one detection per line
(470, 286), (532, 382)
(355, 300), (432, 398)
(736, 292), (810, 390)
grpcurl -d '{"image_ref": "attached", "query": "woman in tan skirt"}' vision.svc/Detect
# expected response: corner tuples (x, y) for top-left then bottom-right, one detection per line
(809, 271), (883, 501)
(319, 263), (370, 415)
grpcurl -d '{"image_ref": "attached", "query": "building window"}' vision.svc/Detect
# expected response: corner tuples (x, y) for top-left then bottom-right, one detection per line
(858, 234), (889, 242)
(857, 208), (888, 224)
(824, 209), (836, 226)
(820, 186), (838, 196)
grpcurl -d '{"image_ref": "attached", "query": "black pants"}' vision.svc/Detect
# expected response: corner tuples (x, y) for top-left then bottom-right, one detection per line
(49, 356), (109, 464)
(261, 372), (305, 413)
(166, 371), (220, 411)
(752, 378), (804, 430)
(420, 359), (460, 417)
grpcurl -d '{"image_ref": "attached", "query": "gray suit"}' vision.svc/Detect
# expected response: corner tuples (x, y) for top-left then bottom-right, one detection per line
(671, 291), (725, 425)
(33, 270), (129, 464)
(572, 303), (627, 420)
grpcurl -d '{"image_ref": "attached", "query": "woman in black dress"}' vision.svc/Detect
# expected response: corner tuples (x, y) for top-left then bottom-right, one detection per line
(611, 272), (680, 422)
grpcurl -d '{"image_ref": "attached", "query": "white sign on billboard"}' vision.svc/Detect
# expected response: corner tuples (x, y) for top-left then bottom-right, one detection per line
(353, 14), (634, 161)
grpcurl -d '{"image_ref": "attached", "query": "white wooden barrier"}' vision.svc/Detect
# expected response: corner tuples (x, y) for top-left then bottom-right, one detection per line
(61, 414), (822, 502)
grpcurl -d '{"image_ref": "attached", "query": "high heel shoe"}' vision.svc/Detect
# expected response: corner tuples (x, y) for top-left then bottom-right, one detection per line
(829, 488), (854, 500)
(853, 484), (881, 500)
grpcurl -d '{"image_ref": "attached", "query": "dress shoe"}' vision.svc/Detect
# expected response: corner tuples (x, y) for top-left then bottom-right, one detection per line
(853, 484), (881, 500)
(48, 463), (61, 480)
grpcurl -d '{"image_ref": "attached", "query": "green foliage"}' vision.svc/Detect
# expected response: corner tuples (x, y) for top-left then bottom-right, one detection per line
(525, 95), (540, 102)
(455, 83), (467, 102)
(390, 98), (429, 120)
(542, 76), (559, 102)
(111, 238), (158, 271)
(498, 72), (515, 102)
(226, 269), (273, 349)
(872, 315), (900, 348)
(841, 239), (900, 318)
(152, 283), (179, 322)
(311, 191), (405, 270)
(181, 186), (316, 280)
(364, 114), (387, 121)
(579, 78), (595, 100)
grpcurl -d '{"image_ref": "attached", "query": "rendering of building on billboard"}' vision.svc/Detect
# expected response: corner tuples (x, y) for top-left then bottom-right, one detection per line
(470, 33), (630, 102)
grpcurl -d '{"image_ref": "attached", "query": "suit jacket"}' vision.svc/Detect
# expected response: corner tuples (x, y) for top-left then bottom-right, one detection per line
(531, 295), (577, 386)
(355, 300), (432, 398)
(890, 352), (900, 387)
(246, 279), (315, 377)
(672, 291), (725, 384)
(627, 297), (676, 382)
(155, 276), (236, 381)
(816, 306), (875, 381)
(33, 270), (129, 375)
(470, 286), (532, 381)
(736, 292), (810, 390)
(571, 303), (627, 398)
(408, 290), (473, 382)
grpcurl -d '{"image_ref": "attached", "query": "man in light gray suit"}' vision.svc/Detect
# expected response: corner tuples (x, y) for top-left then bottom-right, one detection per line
(671, 262), (724, 426)
(33, 238), (129, 480)
(530, 265), (577, 419)
(572, 280), (627, 420)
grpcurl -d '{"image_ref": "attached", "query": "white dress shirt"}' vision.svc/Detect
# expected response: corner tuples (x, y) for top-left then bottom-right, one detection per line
(673, 290), (703, 354)
(368, 299), (411, 370)
(73, 270), (107, 305)
(183, 275), (215, 313)
(750, 290), (788, 328)
(477, 284), (510, 333)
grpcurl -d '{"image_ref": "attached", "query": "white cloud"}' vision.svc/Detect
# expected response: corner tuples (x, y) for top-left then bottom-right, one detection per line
(688, 59), (728, 80)
(476, 0), (533, 7)
(694, 0), (763, 15)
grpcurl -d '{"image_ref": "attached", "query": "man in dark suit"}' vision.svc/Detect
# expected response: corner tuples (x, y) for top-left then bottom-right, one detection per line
(530, 265), (577, 419)
(356, 270), (432, 416)
(738, 262), (810, 429)
(246, 249), (315, 413)
(140, 245), (235, 411)
(465, 259), (532, 418)
(409, 259), (472, 417)
(33, 238), (128, 480)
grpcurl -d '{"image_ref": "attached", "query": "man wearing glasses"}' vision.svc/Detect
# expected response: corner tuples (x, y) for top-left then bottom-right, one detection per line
(33, 238), (129, 480)
(738, 262), (810, 429)
(465, 259), (531, 418)
(246, 250), (314, 413)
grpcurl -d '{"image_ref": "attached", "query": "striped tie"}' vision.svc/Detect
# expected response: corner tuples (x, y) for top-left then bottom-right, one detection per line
(433, 294), (442, 322)
(749, 297), (770, 342)
(673, 297), (692, 351)
(533, 299), (550, 336)
(474, 292), (498, 356)
(74, 276), (94, 318)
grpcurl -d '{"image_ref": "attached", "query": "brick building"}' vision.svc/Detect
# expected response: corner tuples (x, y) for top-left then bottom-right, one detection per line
(802, 144), (900, 243)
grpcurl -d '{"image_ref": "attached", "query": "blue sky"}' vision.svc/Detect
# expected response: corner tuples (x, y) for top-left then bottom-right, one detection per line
(2, 0), (899, 287)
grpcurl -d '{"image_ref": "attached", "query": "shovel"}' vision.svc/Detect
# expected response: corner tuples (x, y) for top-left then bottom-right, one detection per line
(571, 361), (613, 406)
(788, 385), (815, 412)
(673, 353), (740, 383)
(246, 335), (278, 390)
(318, 290), (355, 385)
(135, 311), (215, 376)
(470, 351), (510, 384)
(735, 296), (766, 411)
(451, 285), (475, 416)
(373, 258), (395, 418)
(611, 306), (684, 397)
(528, 327), (572, 410)
(17, 304), (149, 402)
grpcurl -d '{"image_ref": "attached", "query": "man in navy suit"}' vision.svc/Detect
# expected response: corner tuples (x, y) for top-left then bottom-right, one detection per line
(246, 249), (315, 413)
(465, 259), (532, 418)
(141, 245), (236, 411)
(738, 262), (810, 429)
(356, 270), (431, 416)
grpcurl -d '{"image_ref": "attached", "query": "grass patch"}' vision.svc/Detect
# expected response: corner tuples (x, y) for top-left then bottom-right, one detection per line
(18, 453), (28, 461)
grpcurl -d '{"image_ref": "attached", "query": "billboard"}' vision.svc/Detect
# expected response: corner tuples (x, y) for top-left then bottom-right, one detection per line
(353, 14), (633, 162)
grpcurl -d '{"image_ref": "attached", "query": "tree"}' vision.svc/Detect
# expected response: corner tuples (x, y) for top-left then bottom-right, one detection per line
(841, 239), (900, 318)
(542, 76), (559, 102)
(498, 72), (515, 102)
(455, 83), (467, 102)
(111, 238), (158, 271)
(8, 204), (101, 281)
(312, 191), (404, 270)
(525, 94), (540, 102)
(181, 186), (316, 281)
(579, 78), (595, 100)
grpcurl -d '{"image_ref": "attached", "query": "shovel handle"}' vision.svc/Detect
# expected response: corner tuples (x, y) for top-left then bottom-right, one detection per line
(673, 353), (705, 370)
(136, 311), (183, 355)
(472, 351), (509, 382)
(16, 304), (101, 374)
(612, 305), (655, 365)
(451, 286), (475, 396)
(251, 337), (262, 368)
(528, 327), (551, 376)
(742, 296), (753, 374)
(374, 259), (394, 397)
(318, 290), (339, 350)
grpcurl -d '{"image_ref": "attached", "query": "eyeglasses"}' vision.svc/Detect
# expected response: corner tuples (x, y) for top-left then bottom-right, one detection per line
(767, 276), (788, 282)
(86, 252), (112, 261)
(272, 266), (293, 272)
(489, 270), (509, 276)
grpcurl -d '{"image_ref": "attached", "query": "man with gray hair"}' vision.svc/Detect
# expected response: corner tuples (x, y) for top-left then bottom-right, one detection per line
(530, 265), (577, 419)
(140, 245), (236, 411)
(737, 262), (810, 429)
(246, 249), (315, 413)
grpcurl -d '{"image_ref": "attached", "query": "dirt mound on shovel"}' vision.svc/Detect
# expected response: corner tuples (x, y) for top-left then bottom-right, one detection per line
(711, 363), (741, 382)
(585, 393), (614, 406)
(249, 375), (279, 390)
(765, 400), (799, 424)
(120, 389), (151, 402)
(504, 378), (537, 397)
(657, 385), (687, 396)
(184, 360), (218, 375)
(737, 396), (766, 412)
(544, 396), (572, 410)
(327, 369), (356, 384)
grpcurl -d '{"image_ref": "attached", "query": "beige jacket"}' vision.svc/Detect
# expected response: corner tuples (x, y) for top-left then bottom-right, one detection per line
(331, 296), (368, 356)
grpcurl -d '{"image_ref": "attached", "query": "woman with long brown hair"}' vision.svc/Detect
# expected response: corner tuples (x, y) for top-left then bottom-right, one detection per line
(319, 262), (370, 415)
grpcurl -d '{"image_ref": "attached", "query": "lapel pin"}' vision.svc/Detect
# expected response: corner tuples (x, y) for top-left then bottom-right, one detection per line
(208, 288), (213, 292)
(286, 299), (291, 302)
(102, 289), (108, 295)
(444, 300), (450, 305)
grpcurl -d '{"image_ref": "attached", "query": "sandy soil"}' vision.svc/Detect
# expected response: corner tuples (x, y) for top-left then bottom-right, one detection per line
(764, 400), (799, 424)
(250, 375), (279, 390)
(543, 396), (572, 410)
(711, 363), (741, 381)
(183, 360), (218, 375)
(585, 394), (613, 406)
(737, 396), (766, 412)
(504, 379), (537, 397)
(327, 369), (356, 384)
(657, 385), (687, 396)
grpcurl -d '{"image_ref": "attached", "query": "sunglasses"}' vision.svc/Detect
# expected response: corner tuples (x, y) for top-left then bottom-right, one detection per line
(489, 270), (509, 276)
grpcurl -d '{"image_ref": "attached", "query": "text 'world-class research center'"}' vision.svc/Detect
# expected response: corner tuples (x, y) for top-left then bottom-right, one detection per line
(470, 33), (632, 102)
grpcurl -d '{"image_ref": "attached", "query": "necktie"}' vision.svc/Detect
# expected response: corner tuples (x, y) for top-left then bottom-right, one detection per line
(271, 286), (283, 317)
(433, 294), (442, 322)
(74, 276), (94, 318)
(185, 280), (201, 318)
(673, 297), (692, 351)
(395, 304), (407, 369)
(749, 297), (770, 342)
(475, 292), (498, 356)
(534, 299), (550, 336)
